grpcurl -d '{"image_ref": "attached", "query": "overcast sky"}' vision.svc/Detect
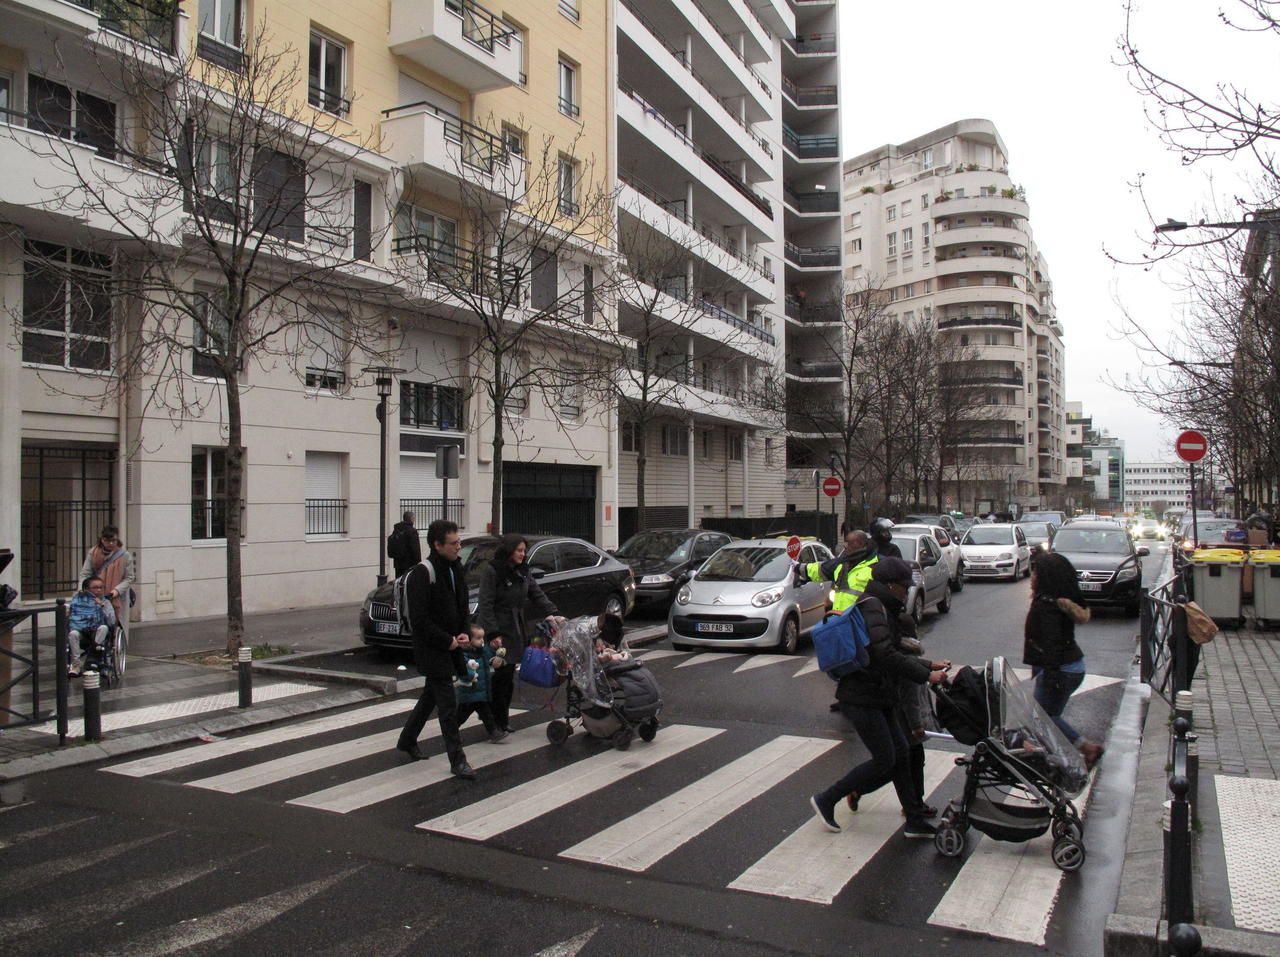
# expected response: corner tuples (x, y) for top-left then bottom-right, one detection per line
(838, 0), (1268, 460)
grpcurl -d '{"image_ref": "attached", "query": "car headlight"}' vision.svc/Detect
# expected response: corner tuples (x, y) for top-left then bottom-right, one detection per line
(1116, 564), (1139, 581)
(997, 552), (1013, 560)
(1039, 542), (1049, 551)
(676, 586), (692, 605)
(751, 587), (785, 607)
(639, 574), (674, 585)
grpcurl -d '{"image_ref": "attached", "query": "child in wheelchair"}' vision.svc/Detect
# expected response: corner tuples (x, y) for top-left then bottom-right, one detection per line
(68, 576), (117, 677)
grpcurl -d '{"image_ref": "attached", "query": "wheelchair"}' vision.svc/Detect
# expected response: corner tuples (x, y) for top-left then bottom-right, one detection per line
(82, 623), (128, 688)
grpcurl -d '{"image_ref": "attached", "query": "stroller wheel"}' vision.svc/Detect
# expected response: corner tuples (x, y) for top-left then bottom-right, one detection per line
(1051, 837), (1086, 872)
(546, 720), (571, 745)
(612, 728), (634, 751)
(934, 826), (965, 858)
(1052, 818), (1083, 843)
(638, 718), (659, 743)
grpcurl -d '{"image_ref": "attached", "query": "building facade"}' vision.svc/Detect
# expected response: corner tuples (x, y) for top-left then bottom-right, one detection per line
(1123, 462), (1195, 514)
(840, 119), (1067, 513)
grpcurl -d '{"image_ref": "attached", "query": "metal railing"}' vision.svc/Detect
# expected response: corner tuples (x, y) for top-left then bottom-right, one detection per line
(781, 76), (837, 106)
(784, 241), (840, 268)
(399, 498), (464, 524)
(77, 0), (177, 52)
(687, 0), (772, 97)
(382, 101), (513, 175)
(191, 498), (245, 540)
(392, 233), (520, 300)
(444, 0), (518, 52)
(1139, 552), (1195, 701)
(784, 298), (839, 323)
(0, 605), (64, 732)
(785, 32), (837, 54)
(782, 126), (838, 159)
(1, 104), (120, 162)
(558, 95), (581, 119)
(196, 32), (245, 73)
(305, 498), (348, 535)
(790, 358), (842, 377)
(963, 373), (1024, 386)
(937, 315), (1021, 330)
(308, 83), (351, 118)
(783, 184), (839, 213)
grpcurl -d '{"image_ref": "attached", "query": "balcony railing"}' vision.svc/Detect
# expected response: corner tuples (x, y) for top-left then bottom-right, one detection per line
(305, 498), (348, 535)
(960, 436), (1023, 446)
(783, 184), (839, 213)
(382, 101), (512, 174)
(400, 497), (464, 524)
(782, 126), (839, 159)
(790, 358), (842, 378)
(958, 373), (1024, 386)
(77, 0), (177, 52)
(785, 298), (840, 323)
(785, 32), (837, 55)
(784, 241), (840, 268)
(444, 0), (517, 52)
(392, 233), (519, 299)
(937, 315), (1021, 330)
(308, 84), (351, 119)
(781, 76), (837, 107)
(687, 0), (772, 97)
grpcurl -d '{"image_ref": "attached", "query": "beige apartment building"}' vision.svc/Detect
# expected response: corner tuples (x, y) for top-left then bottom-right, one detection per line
(842, 119), (1068, 512)
(1, 0), (617, 619)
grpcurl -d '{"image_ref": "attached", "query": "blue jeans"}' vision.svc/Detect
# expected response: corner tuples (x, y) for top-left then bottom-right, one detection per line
(819, 704), (926, 822)
(1032, 667), (1085, 744)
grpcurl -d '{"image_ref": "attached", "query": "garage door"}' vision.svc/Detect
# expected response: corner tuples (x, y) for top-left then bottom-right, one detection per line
(502, 464), (597, 542)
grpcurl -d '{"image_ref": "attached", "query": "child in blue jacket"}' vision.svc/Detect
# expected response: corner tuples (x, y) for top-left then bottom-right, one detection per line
(67, 576), (116, 675)
(456, 627), (508, 742)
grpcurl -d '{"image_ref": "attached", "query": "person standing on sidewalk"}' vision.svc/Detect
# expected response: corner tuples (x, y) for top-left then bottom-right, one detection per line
(477, 533), (561, 734)
(395, 519), (476, 779)
(79, 526), (133, 623)
(1023, 551), (1105, 768)
(387, 511), (422, 579)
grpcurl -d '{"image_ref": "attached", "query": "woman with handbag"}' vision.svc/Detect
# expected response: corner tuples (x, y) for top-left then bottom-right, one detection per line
(477, 534), (561, 733)
(79, 525), (134, 623)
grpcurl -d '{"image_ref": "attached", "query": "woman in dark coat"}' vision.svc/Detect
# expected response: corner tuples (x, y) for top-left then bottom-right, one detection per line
(1023, 551), (1103, 767)
(477, 533), (560, 733)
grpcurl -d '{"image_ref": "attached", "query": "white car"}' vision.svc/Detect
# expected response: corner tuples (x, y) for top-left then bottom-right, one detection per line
(889, 530), (953, 623)
(959, 523), (1032, 581)
(893, 523), (964, 592)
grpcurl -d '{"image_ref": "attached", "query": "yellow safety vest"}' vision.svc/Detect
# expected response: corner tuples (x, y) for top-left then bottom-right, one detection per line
(804, 555), (877, 613)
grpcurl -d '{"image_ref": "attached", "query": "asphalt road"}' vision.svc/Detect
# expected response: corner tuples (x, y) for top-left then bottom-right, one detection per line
(0, 544), (1168, 957)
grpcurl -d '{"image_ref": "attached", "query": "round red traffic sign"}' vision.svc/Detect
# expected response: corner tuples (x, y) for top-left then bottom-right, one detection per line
(786, 535), (802, 561)
(1175, 429), (1208, 464)
(822, 476), (843, 498)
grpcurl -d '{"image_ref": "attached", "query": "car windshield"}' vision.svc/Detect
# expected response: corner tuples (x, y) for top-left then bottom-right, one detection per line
(1052, 529), (1131, 554)
(1022, 512), (1062, 524)
(1017, 522), (1051, 537)
(906, 515), (943, 525)
(891, 537), (918, 560)
(697, 547), (791, 583)
(615, 531), (691, 561)
(962, 527), (1014, 545)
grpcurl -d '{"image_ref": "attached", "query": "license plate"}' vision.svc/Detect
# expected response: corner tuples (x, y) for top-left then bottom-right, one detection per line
(374, 621), (401, 635)
(696, 622), (734, 634)
(1080, 582), (1102, 592)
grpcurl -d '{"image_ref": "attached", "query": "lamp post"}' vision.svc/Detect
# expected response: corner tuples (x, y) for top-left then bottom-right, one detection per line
(1155, 215), (1280, 234)
(364, 365), (403, 587)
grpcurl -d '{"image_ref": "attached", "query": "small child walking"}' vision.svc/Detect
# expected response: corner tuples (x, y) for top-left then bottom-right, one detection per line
(67, 576), (116, 676)
(456, 626), (508, 743)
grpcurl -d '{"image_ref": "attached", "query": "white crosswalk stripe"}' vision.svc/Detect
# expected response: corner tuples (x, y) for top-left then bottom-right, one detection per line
(635, 649), (688, 662)
(728, 750), (956, 904)
(732, 654), (796, 674)
(675, 652), (744, 669)
(561, 734), (838, 871)
(418, 724), (724, 840)
(792, 657), (822, 677)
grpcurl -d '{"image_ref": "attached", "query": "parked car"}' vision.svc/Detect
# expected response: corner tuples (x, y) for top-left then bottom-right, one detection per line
(904, 513), (958, 536)
(613, 528), (733, 611)
(1049, 521), (1149, 616)
(959, 524), (1032, 581)
(1178, 518), (1248, 550)
(668, 539), (834, 654)
(1015, 520), (1055, 552)
(890, 530), (953, 623)
(360, 535), (636, 649)
(893, 523), (965, 592)
(1020, 510), (1067, 529)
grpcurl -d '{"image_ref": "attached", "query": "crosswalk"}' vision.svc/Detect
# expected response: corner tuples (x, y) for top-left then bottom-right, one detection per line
(96, 685), (1101, 946)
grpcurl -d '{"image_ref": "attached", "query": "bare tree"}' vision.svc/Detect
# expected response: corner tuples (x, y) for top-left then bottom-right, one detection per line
(8, 18), (400, 653)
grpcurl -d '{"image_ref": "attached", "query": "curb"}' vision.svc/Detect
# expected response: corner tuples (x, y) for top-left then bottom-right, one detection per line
(1106, 915), (1280, 957)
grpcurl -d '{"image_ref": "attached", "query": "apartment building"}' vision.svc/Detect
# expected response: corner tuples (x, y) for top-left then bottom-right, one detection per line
(841, 120), (1067, 512)
(1, 0), (616, 619)
(613, 0), (841, 536)
(1123, 462), (1195, 513)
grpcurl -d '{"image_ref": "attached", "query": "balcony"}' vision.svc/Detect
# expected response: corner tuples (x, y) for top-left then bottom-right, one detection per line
(784, 241), (840, 269)
(962, 373), (1024, 387)
(936, 315), (1021, 331)
(788, 357), (843, 379)
(781, 76), (837, 107)
(392, 233), (518, 303)
(783, 126), (838, 160)
(784, 32), (836, 55)
(928, 194), (1029, 220)
(3, 0), (100, 36)
(1036, 348), (1051, 359)
(932, 224), (1026, 248)
(934, 254), (1024, 279)
(783, 184), (839, 214)
(1037, 395), (1050, 406)
(621, 273), (776, 348)
(930, 285), (1028, 310)
(389, 0), (523, 92)
(785, 299), (840, 323)
(381, 102), (524, 201)
(958, 436), (1024, 447)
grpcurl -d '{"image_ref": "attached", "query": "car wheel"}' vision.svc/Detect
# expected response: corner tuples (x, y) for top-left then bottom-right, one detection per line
(604, 593), (626, 619)
(950, 567), (965, 593)
(1022, 559), (1032, 579)
(776, 616), (800, 655)
(938, 588), (951, 614)
(911, 593), (925, 626)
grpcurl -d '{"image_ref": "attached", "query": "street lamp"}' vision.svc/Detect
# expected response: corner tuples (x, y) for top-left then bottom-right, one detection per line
(1155, 215), (1280, 234)
(364, 365), (404, 586)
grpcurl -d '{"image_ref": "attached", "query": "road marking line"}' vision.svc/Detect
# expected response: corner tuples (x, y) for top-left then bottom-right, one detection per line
(733, 655), (797, 674)
(0, 815), (97, 850)
(289, 731), (549, 813)
(561, 734), (838, 871)
(1010, 668), (1123, 695)
(675, 653), (745, 669)
(0, 832), (170, 898)
(418, 724), (724, 841)
(792, 657), (822, 677)
(928, 776), (1095, 944)
(729, 750), (954, 904)
(532, 928), (599, 956)
(635, 649), (688, 662)
(1215, 775), (1280, 934)
(104, 699), (417, 777)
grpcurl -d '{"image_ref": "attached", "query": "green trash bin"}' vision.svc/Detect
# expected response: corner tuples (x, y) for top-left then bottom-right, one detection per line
(1249, 550), (1280, 625)
(1190, 549), (1246, 624)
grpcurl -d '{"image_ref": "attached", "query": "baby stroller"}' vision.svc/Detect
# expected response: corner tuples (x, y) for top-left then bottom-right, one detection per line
(930, 656), (1089, 871)
(543, 616), (663, 750)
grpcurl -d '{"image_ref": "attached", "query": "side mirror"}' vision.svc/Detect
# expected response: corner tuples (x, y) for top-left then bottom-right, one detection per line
(1137, 545), (1151, 557)
(920, 555), (937, 568)
(530, 568), (547, 580)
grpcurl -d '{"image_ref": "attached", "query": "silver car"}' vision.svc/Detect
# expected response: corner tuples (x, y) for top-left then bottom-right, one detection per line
(668, 539), (834, 654)
(890, 530), (953, 623)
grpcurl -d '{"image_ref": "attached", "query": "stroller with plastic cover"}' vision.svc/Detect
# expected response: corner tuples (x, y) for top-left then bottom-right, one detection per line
(930, 656), (1090, 871)
(543, 616), (663, 750)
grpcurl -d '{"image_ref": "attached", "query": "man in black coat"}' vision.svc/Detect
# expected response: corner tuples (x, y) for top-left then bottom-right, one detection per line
(395, 519), (476, 779)
(388, 511), (422, 579)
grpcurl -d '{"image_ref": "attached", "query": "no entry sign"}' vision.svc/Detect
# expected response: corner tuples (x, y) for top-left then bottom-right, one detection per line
(1175, 430), (1208, 464)
(786, 535), (802, 561)
(822, 476), (843, 498)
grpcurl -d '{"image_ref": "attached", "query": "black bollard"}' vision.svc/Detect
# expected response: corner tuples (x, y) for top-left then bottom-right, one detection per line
(54, 599), (69, 746)
(82, 669), (102, 742)
(1168, 922), (1202, 956)
(1166, 773), (1194, 927)
(237, 646), (253, 708)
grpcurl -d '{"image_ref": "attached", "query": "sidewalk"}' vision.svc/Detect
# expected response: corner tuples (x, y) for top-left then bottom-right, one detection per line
(1107, 623), (1280, 957)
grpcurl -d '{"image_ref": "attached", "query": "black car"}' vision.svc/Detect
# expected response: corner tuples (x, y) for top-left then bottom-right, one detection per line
(360, 535), (636, 649)
(1049, 521), (1150, 617)
(613, 528), (733, 610)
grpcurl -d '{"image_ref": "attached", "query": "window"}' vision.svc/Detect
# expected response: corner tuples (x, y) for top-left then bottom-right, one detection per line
(886, 232), (896, 257)
(583, 264), (595, 323)
(21, 241), (112, 372)
(530, 248), (557, 309)
(621, 421), (641, 453)
(848, 211), (861, 230)
(904, 283), (915, 297)
(501, 122), (526, 158)
(921, 193), (929, 209)
(192, 284), (230, 378)
(251, 149), (306, 242)
(902, 227), (913, 253)
(922, 147), (934, 169)
(901, 200), (912, 217)
(503, 351), (529, 413)
(557, 154), (579, 216)
(903, 310), (915, 323)
(0, 73), (10, 112)
(194, 138), (236, 223)
(662, 424), (689, 457)
(308, 32), (348, 118)
(199, 0), (241, 45)
(922, 221), (930, 250)
(954, 188), (966, 199)
(558, 57), (579, 117)
(304, 451), (347, 535)
(393, 204), (456, 256)
(28, 76), (117, 159)
(558, 0), (580, 21)
(401, 380), (464, 430)
(558, 363), (583, 417)
(728, 433), (743, 462)
(192, 447), (230, 540)
(885, 205), (896, 222)
(528, 543), (558, 574)
(698, 429), (713, 459)
(502, 19), (528, 85)
(850, 238), (862, 253)
(559, 542), (599, 571)
(304, 325), (346, 391)
(980, 185), (996, 197)
(352, 180), (372, 261)
(764, 437), (775, 466)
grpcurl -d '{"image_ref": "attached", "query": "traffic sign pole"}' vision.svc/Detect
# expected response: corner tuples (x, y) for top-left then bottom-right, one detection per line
(1175, 430), (1209, 547)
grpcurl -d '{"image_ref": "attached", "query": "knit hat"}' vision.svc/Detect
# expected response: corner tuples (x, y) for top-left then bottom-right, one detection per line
(871, 556), (913, 585)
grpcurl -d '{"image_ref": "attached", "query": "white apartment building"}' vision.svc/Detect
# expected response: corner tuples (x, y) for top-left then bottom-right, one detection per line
(1124, 462), (1194, 513)
(614, 0), (841, 535)
(842, 120), (1068, 511)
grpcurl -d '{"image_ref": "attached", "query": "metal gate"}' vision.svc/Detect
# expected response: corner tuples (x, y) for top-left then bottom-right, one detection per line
(21, 446), (116, 600)
(502, 464), (597, 542)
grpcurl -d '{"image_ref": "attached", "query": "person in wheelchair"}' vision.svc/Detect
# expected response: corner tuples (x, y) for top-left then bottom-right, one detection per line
(68, 576), (116, 676)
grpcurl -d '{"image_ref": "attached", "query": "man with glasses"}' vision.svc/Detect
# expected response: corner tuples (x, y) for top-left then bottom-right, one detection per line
(396, 519), (476, 779)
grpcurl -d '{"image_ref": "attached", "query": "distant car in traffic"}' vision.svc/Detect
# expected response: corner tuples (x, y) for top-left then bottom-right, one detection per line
(959, 524), (1032, 581)
(890, 529), (953, 623)
(1015, 520), (1055, 552)
(612, 528), (733, 611)
(893, 523), (965, 592)
(1178, 518), (1247, 550)
(904, 513), (958, 536)
(1021, 510), (1067, 529)
(1049, 521), (1149, 616)
(668, 538), (834, 654)
(1132, 518), (1165, 540)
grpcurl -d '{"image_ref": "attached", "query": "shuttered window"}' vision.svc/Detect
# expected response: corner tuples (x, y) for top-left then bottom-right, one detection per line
(304, 451), (345, 534)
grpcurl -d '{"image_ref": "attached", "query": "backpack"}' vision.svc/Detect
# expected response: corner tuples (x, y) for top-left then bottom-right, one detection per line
(392, 560), (435, 638)
(387, 526), (408, 562)
(810, 604), (872, 680)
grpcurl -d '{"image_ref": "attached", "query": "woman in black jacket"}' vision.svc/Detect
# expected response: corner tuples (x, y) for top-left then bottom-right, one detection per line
(1023, 551), (1103, 767)
(477, 534), (561, 733)
(810, 558), (951, 838)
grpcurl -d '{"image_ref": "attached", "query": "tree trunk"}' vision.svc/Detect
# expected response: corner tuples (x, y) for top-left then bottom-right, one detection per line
(490, 393), (505, 534)
(224, 368), (245, 657)
(636, 446), (648, 535)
